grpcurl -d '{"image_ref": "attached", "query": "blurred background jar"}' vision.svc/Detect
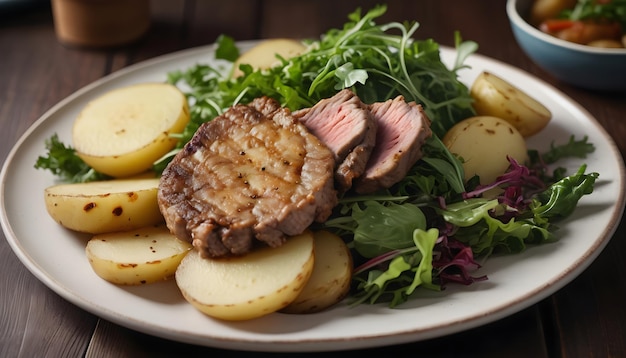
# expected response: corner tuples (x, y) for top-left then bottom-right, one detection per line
(51, 0), (150, 48)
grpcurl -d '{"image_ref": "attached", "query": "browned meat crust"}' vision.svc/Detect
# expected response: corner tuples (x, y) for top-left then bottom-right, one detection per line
(158, 98), (337, 258)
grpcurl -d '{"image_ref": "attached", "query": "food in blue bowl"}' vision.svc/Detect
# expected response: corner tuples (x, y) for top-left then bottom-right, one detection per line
(506, 0), (626, 91)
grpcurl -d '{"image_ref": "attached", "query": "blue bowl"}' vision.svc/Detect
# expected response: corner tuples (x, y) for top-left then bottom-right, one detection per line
(506, 0), (626, 91)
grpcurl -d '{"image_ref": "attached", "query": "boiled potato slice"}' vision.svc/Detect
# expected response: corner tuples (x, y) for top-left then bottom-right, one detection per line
(86, 225), (192, 285)
(73, 83), (190, 178)
(471, 71), (551, 137)
(232, 38), (307, 77)
(443, 116), (528, 185)
(281, 230), (352, 314)
(176, 231), (315, 321)
(44, 178), (163, 234)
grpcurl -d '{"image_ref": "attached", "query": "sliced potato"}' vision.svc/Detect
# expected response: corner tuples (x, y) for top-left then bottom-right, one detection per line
(176, 231), (315, 321)
(443, 116), (528, 185)
(232, 38), (307, 78)
(86, 225), (192, 285)
(44, 178), (163, 234)
(281, 230), (352, 314)
(73, 83), (190, 178)
(470, 71), (551, 137)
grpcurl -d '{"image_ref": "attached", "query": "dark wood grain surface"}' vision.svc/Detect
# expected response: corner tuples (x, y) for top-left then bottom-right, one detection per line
(2, 1), (625, 357)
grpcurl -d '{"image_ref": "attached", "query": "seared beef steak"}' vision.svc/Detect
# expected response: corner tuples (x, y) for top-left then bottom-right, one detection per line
(355, 96), (433, 194)
(158, 98), (337, 258)
(294, 89), (377, 192)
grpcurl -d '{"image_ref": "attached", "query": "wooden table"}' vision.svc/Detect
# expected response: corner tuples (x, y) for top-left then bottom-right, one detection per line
(2, 1), (625, 356)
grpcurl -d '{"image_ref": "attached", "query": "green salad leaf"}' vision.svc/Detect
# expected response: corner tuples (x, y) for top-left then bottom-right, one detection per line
(530, 164), (598, 222)
(439, 198), (553, 256)
(34, 134), (110, 183)
(351, 228), (439, 307)
(350, 200), (428, 258)
(214, 34), (239, 61)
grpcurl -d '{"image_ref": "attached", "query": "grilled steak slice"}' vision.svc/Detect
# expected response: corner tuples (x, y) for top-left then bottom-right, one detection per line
(294, 89), (377, 192)
(158, 98), (337, 258)
(354, 96), (432, 194)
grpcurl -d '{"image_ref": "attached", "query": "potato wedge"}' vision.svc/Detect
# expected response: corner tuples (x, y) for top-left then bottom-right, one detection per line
(281, 230), (352, 314)
(86, 225), (192, 285)
(73, 82), (190, 178)
(470, 71), (551, 137)
(44, 178), (163, 234)
(443, 116), (528, 185)
(232, 38), (307, 78)
(176, 231), (315, 321)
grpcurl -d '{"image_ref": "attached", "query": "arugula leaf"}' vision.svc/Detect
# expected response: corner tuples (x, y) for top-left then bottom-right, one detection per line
(214, 34), (239, 61)
(390, 134), (466, 201)
(530, 164), (598, 223)
(453, 31), (479, 71)
(528, 135), (595, 165)
(334, 63), (369, 89)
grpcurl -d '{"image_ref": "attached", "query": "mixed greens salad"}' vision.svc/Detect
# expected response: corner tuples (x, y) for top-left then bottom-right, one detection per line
(36, 5), (598, 308)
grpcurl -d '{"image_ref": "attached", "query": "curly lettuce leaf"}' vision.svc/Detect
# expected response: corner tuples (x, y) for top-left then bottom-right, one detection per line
(34, 133), (110, 183)
(440, 198), (553, 256)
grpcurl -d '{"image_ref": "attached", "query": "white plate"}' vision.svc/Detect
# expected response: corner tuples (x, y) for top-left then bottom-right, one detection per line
(1, 42), (624, 352)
